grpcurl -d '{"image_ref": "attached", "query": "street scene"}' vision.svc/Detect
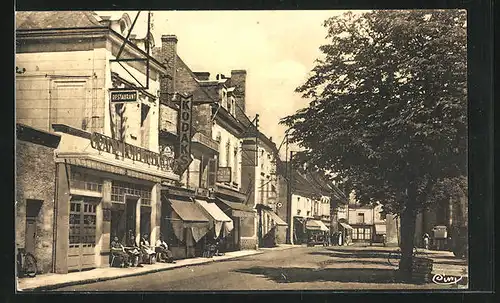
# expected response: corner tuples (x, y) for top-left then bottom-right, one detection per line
(15, 10), (468, 291)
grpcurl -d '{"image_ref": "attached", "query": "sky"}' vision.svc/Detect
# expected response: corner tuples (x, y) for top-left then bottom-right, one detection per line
(97, 10), (350, 157)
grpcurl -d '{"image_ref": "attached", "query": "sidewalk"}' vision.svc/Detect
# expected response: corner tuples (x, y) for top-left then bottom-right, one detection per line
(17, 248), (267, 291)
(17, 245), (301, 291)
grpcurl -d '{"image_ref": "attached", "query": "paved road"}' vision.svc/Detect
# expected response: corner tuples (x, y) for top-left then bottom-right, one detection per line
(57, 246), (466, 291)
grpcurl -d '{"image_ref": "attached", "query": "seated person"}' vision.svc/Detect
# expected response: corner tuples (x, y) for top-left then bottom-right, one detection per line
(110, 236), (129, 267)
(125, 235), (142, 267)
(155, 234), (175, 263)
(139, 234), (156, 262)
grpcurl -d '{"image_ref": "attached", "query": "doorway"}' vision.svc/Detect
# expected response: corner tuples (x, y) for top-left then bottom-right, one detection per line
(25, 200), (42, 254)
(68, 197), (98, 272)
(125, 197), (139, 245)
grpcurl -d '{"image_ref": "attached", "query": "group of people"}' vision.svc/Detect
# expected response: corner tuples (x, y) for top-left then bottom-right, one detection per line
(110, 232), (175, 268)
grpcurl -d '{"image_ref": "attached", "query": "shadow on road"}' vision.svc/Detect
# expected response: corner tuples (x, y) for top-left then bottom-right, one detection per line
(310, 250), (390, 259)
(310, 249), (467, 266)
(234, 266), (399, 284)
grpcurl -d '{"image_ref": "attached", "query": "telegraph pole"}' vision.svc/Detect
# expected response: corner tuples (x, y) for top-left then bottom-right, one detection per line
(285, 133), (293, 244)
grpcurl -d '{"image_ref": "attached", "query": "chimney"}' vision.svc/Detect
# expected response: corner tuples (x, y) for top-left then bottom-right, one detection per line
(160, 35), (178, 102)
(230, 69), (247, 123)
(194, 72), (210, 81)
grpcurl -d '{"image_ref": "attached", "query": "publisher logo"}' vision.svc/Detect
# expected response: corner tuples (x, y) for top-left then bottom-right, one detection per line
(432, 274), (463, 285)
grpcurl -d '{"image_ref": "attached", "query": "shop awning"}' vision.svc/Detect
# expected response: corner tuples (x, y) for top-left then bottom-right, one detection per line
(375, 223), (387, 235)
(215, 197), (255, 218)
(339, 222), (354, 230)
(168, 199), (210, 225)
(263, 209), (288, 226)
(167, 199), (210, 243)
(195, 199), (234, 238)
(306, 220), (329, 231)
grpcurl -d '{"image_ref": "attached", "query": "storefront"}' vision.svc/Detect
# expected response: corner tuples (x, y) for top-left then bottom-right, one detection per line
(338, 221), (354, 245)
(52, 124), (178, 273)
(213, 187), (255, 252)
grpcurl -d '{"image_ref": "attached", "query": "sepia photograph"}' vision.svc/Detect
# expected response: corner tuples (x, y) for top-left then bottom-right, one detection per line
(15, 9), (469, 292)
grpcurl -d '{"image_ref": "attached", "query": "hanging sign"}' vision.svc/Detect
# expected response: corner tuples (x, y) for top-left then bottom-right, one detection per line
(216, 167), (232, 183)
(110, 90), (138, 102)
(173, 93), (194, 175)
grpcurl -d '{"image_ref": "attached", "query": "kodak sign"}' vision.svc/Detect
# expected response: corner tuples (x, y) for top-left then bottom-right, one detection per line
(173, 93), (194, 175)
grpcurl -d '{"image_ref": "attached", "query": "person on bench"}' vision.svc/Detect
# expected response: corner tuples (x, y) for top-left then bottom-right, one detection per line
(110, 236), (129, 267)
(140, 234), (156, 263)
(125, 234), (143, 267)
(155, 234), (175, 263)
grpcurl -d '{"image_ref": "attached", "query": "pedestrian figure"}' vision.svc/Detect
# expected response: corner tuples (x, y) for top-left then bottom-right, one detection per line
(423, 233), (430, 250)
(338, 232), (343, 246)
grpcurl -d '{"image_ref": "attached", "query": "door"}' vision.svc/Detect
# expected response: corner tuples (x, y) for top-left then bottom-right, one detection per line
(126, 198), (137, 244)
(25, 219), (37, 255)
(68, 198), (98, 272)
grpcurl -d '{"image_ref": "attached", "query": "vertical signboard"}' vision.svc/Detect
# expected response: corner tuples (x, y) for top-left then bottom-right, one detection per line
(174, 94), (194, 175)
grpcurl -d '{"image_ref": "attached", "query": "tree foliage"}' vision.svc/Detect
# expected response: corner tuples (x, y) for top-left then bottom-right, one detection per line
(281, 10), (467, 214)
(280, 10), (467, 278)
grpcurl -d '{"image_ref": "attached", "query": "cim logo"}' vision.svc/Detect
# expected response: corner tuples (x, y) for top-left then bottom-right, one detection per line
(432, 274), (463, 285)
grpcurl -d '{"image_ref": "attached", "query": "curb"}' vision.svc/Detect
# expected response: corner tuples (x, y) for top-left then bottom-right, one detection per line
(19, 250), (265, 292)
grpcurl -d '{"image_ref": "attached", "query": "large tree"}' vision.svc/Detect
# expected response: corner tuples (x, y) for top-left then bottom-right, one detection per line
(281, 10), (467, 279)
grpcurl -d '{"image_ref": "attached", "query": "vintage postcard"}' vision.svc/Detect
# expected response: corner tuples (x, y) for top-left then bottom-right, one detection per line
(15, 10), (469, 291)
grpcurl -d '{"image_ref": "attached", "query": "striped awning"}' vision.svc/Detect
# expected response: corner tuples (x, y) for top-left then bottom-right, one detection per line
(263, 209), (288, 226)
(306, 220), (329, 231)
(339, 222), (354, 230)
(375, 223), (387, 235)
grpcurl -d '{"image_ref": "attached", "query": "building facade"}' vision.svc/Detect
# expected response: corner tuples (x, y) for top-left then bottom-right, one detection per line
(16, 124), (62, 274)
(16, 11), (181, 272)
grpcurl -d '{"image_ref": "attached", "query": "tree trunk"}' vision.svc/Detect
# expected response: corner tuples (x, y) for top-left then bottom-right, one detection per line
(398, 195), (418, 281)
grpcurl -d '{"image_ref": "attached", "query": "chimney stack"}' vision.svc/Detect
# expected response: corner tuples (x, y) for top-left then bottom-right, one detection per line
(194, 72), (210, 81)
(230, 69), (247, 123)
(160, 35), (178, 101)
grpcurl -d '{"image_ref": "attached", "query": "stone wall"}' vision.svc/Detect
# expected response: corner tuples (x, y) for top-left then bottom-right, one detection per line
(16, 139), (57, 274)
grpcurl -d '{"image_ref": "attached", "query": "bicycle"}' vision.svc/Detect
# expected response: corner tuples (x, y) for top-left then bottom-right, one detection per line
(387, 246), (428, 267)
(16, 248), (38, 278)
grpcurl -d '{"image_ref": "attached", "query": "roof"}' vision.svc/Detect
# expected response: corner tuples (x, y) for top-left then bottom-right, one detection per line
(16, 123), (61, 148)
(16, 11), (104, 30)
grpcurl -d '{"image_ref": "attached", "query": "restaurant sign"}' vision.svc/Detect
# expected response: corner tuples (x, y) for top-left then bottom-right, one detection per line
(173, 94), (194, 175)
(90, 132), (174, 171)
(216, 167), (232, 183)
(110, 90), (138, 102)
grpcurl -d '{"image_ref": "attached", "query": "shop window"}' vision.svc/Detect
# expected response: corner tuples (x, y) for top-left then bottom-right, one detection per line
(70, 171), (103, 193)
(364, 228), (372, 241)
(111, 181), (152, 206)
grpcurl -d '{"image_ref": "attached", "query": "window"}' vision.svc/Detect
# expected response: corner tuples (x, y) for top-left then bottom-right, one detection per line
(111, 181), (152, 206)
(225, 141), (231, 167)
(357, 213), (365, 224)
(70, 171), (103, 193)
(140, 103), (151, 149)
(232, 147), (238, 185)
(297, 209), (301, 215)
